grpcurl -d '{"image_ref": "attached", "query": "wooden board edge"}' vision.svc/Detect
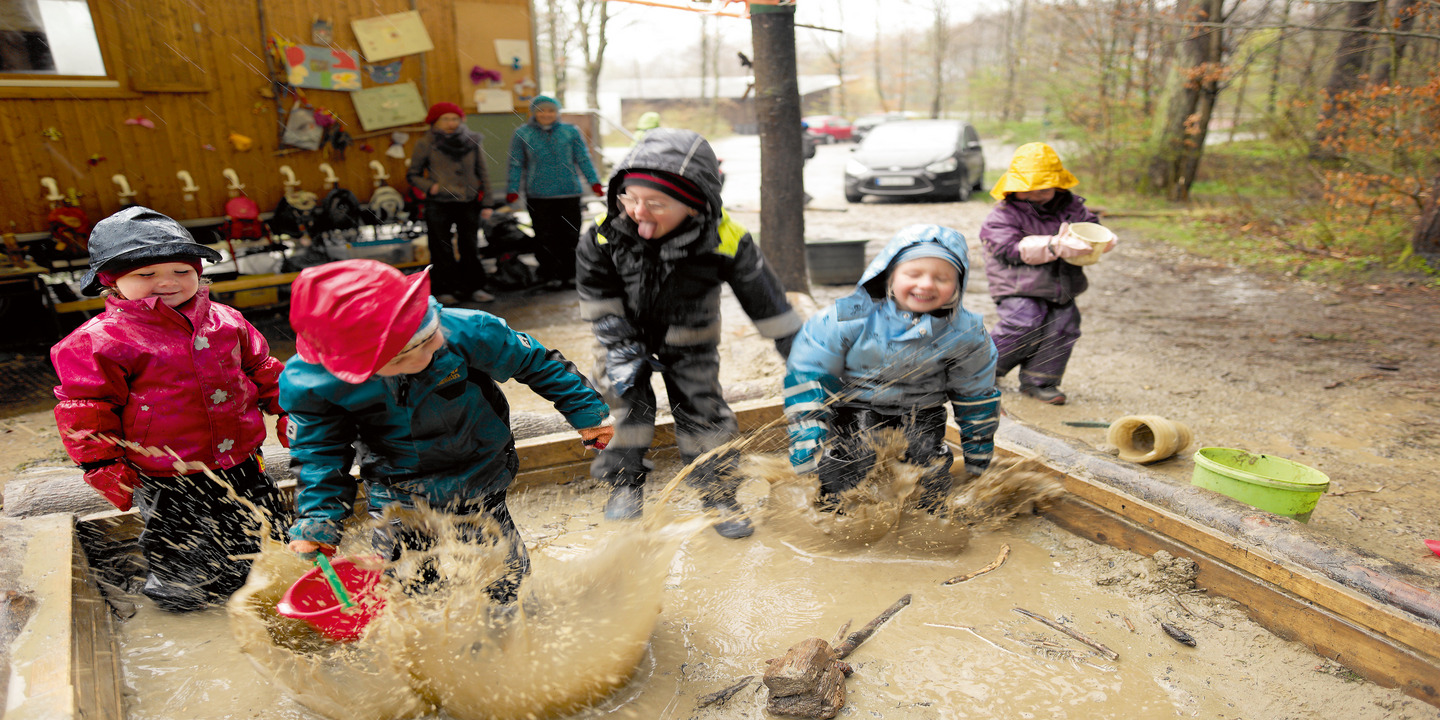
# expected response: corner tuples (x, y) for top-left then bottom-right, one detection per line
(1045, 494), (1440, 708)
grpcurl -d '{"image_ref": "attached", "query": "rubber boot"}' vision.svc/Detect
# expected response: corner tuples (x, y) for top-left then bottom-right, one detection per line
(603, 469), (647, 521)
(690, 451), (753, 539)
(702, 494), (753, 539)
(1020, 385), (1067, 405)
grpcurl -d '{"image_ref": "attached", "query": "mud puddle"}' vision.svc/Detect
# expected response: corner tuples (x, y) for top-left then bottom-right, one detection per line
(113, 455), (1434, 720)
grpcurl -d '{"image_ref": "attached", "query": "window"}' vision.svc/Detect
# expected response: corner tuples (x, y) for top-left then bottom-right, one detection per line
(0, 0), (106, 76)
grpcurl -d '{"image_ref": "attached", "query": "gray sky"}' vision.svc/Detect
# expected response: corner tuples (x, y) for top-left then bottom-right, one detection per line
(601, 1), (994, 67)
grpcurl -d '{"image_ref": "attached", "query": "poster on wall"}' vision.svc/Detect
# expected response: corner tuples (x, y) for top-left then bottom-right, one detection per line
(351, 81), (428, 131)
(352, 11), (434, 62)
(283, 44), (362, 90)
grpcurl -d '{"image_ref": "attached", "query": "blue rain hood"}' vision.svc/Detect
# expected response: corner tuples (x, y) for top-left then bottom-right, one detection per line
(834, 224), (972, 321)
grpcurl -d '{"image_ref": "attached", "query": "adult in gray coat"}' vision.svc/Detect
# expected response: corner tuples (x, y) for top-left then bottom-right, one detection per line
(408, 102), (495, 304)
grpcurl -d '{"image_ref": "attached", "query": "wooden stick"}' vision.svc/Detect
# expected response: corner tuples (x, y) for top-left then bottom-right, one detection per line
(829, 619), (852, 647)
(697, 675), (754, 708)
(922, 623), (1027, 659)
(1170, 591), (1225, 629)
(943, 544), (1011, 585)
(1013, 607), (1120, 662)
(834, 594), (911, 659)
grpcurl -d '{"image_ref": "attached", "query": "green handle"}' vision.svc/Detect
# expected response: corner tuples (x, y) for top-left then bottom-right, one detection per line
(315, 553), (354, 609)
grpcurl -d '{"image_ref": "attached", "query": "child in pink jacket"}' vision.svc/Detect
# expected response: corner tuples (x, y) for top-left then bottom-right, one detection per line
(51, 206), (290, 612)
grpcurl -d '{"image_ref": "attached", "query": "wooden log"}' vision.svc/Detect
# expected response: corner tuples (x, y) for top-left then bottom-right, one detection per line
(0, 588), (36, 711)
(763, 637), (836, 697)
(765, 663), (846, 720)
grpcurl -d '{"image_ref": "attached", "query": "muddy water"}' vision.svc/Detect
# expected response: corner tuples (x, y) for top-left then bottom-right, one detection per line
(114, 453), (1434, 720)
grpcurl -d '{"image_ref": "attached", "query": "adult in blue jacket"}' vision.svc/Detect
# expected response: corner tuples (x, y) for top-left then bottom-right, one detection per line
(784, 225), (1001, 511)
(282, 260), (612, 602)
(506, 95), (603, 286)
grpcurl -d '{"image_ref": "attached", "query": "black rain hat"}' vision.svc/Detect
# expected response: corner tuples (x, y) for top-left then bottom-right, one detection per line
(81, 206), (221, 296)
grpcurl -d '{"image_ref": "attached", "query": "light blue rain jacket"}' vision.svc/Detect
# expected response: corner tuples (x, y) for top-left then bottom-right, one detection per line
(783, 225), (1001, 474)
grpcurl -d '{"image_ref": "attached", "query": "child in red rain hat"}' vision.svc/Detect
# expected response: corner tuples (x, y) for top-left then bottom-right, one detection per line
(281, 259), (612, 603)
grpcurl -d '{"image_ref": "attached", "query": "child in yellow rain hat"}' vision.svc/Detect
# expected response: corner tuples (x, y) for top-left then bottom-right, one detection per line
(978, 143), (1116, 405)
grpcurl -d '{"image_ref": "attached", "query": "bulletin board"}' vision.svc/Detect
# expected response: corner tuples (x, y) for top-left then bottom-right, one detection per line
(454, 2), (535, 114)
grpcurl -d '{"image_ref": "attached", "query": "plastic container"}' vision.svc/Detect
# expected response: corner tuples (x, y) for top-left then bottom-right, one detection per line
(1107, 415), (1192, 464)
(1190, 448), (1329, 522)
(276, 555), (386, 642)
(805, 238), (870, 285)
(1061, 222), (1115, 266)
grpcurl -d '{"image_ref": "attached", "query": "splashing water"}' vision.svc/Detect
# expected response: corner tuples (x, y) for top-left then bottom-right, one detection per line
(227, 509), (706, 720)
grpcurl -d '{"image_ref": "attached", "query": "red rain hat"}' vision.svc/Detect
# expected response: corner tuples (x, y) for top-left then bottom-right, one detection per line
(290, 260), (432, 383)
(425, 102), (465, 125)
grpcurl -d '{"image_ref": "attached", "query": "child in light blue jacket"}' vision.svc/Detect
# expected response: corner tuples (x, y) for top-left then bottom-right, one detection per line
(784, 225), (1001, 510)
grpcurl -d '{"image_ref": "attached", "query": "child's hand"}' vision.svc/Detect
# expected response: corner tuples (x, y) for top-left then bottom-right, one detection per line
(1056, 233), (1093, 258)
(84, 462), (139, 511)
(288, 540), (336, 559)
(579, 425), (614, 450)
(276, 414), (292, 449)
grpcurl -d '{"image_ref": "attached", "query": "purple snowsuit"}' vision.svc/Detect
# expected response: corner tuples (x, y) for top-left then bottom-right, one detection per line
(978, 191), (1100, 390)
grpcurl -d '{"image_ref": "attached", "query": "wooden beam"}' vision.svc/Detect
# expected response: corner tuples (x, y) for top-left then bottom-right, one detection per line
(1046, 494), (1439, 706)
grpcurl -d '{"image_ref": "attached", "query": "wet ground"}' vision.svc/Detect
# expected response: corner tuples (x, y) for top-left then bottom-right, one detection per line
(118, 462), (1436, 720)
(3, 138), (1439, 718)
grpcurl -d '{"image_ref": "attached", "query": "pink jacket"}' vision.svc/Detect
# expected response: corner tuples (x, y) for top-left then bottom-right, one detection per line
(52, 288), (285, 482)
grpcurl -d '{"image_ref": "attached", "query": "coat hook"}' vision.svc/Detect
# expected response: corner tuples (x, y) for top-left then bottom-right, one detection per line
(41, 176), (64, 203)
(318, 163), (339, 188)
(222, 168), (245, 191)
(176, 170), (200, 201)
(279, 164), (301, 188)
(369, 160), (390, 187)
(112, 174), (137, 204)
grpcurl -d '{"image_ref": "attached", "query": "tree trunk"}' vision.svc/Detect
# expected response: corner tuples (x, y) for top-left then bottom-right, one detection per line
(1146, 0), (1225, 201)
(578, 0), (608, 110)
(546, 0), (567, 100)
(871, 0), (888, 112)
(928, 0), (950, 118)
(1312, 1), (1379, 157)
(1413, 172), (1440, 271)
(1001, 0), (1028, 122)
(750, 6), (809, 294)
(1266, 0), (1291, 117)
(1370, 0), (1420, 86)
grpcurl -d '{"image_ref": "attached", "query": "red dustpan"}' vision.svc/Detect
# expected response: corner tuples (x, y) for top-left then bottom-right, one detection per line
(1426, 539), (1440, 558)
(276, 554), (386, 642)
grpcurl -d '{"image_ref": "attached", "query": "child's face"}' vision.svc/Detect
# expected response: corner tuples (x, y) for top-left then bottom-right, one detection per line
(890, 257), (959, 314)
(433, 113), (463, 133)
(533, 104), (559, 126)
(375, 327), (446, 377)
(619, 186), (696, 240)
(113, 262), (200, 307)
(1013, 187), (1057, 203)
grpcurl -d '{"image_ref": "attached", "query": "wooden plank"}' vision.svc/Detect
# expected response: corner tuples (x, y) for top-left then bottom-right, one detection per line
(980, 423), (1440, 662)
(1046, 494), (1440, 707)
(7, 515), (79, 717)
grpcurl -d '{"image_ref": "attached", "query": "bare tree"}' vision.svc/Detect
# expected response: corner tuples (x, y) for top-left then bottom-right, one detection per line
(872, 0), (889, 112)
(1146, 0), (1227, 200)
(574, 0), (612, 110)
(926, 0), (953, 118)
(1000, 0), (1029, 122)
(1414, 172), (1440, 270)
(1313, 0), (1380, 156)
(814, 0), (849, 115)
(1370, 0), (1422, 85)
(540, 0), (571, 100)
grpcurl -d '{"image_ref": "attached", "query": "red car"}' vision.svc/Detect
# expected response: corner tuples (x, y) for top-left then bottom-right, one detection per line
(802, 115), (854, 143)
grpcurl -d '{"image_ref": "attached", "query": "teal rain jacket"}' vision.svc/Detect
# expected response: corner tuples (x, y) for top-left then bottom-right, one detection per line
(783, 225), (1001, 475)
(281, 303), (609, 544)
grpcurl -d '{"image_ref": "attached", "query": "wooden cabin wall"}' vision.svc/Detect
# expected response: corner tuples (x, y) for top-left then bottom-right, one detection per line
(0, 0), (531, 236)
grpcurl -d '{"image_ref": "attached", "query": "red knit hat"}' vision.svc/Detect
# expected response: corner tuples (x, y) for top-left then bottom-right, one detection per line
(290, 260), (433, 384)
(620, 171), (705, 210)
(425, 102), (465, 126)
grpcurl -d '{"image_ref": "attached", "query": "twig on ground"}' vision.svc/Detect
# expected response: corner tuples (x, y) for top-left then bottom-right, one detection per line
(923, 623), (1027, 659)
(835, 594), (911, 659)
(1170, 591), (1224, 628)
(697, 676), (754, 708)
(1330, 485), (1385, 497)
(1013, 607), (1120, 662)
(943, 544), (1011, 585)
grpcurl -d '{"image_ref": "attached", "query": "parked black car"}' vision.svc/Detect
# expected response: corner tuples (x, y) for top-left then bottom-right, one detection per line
(844, 120), (985, 203)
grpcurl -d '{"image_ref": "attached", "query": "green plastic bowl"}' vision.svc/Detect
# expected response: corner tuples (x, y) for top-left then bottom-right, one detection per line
(1191, 447), (1329, 522)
